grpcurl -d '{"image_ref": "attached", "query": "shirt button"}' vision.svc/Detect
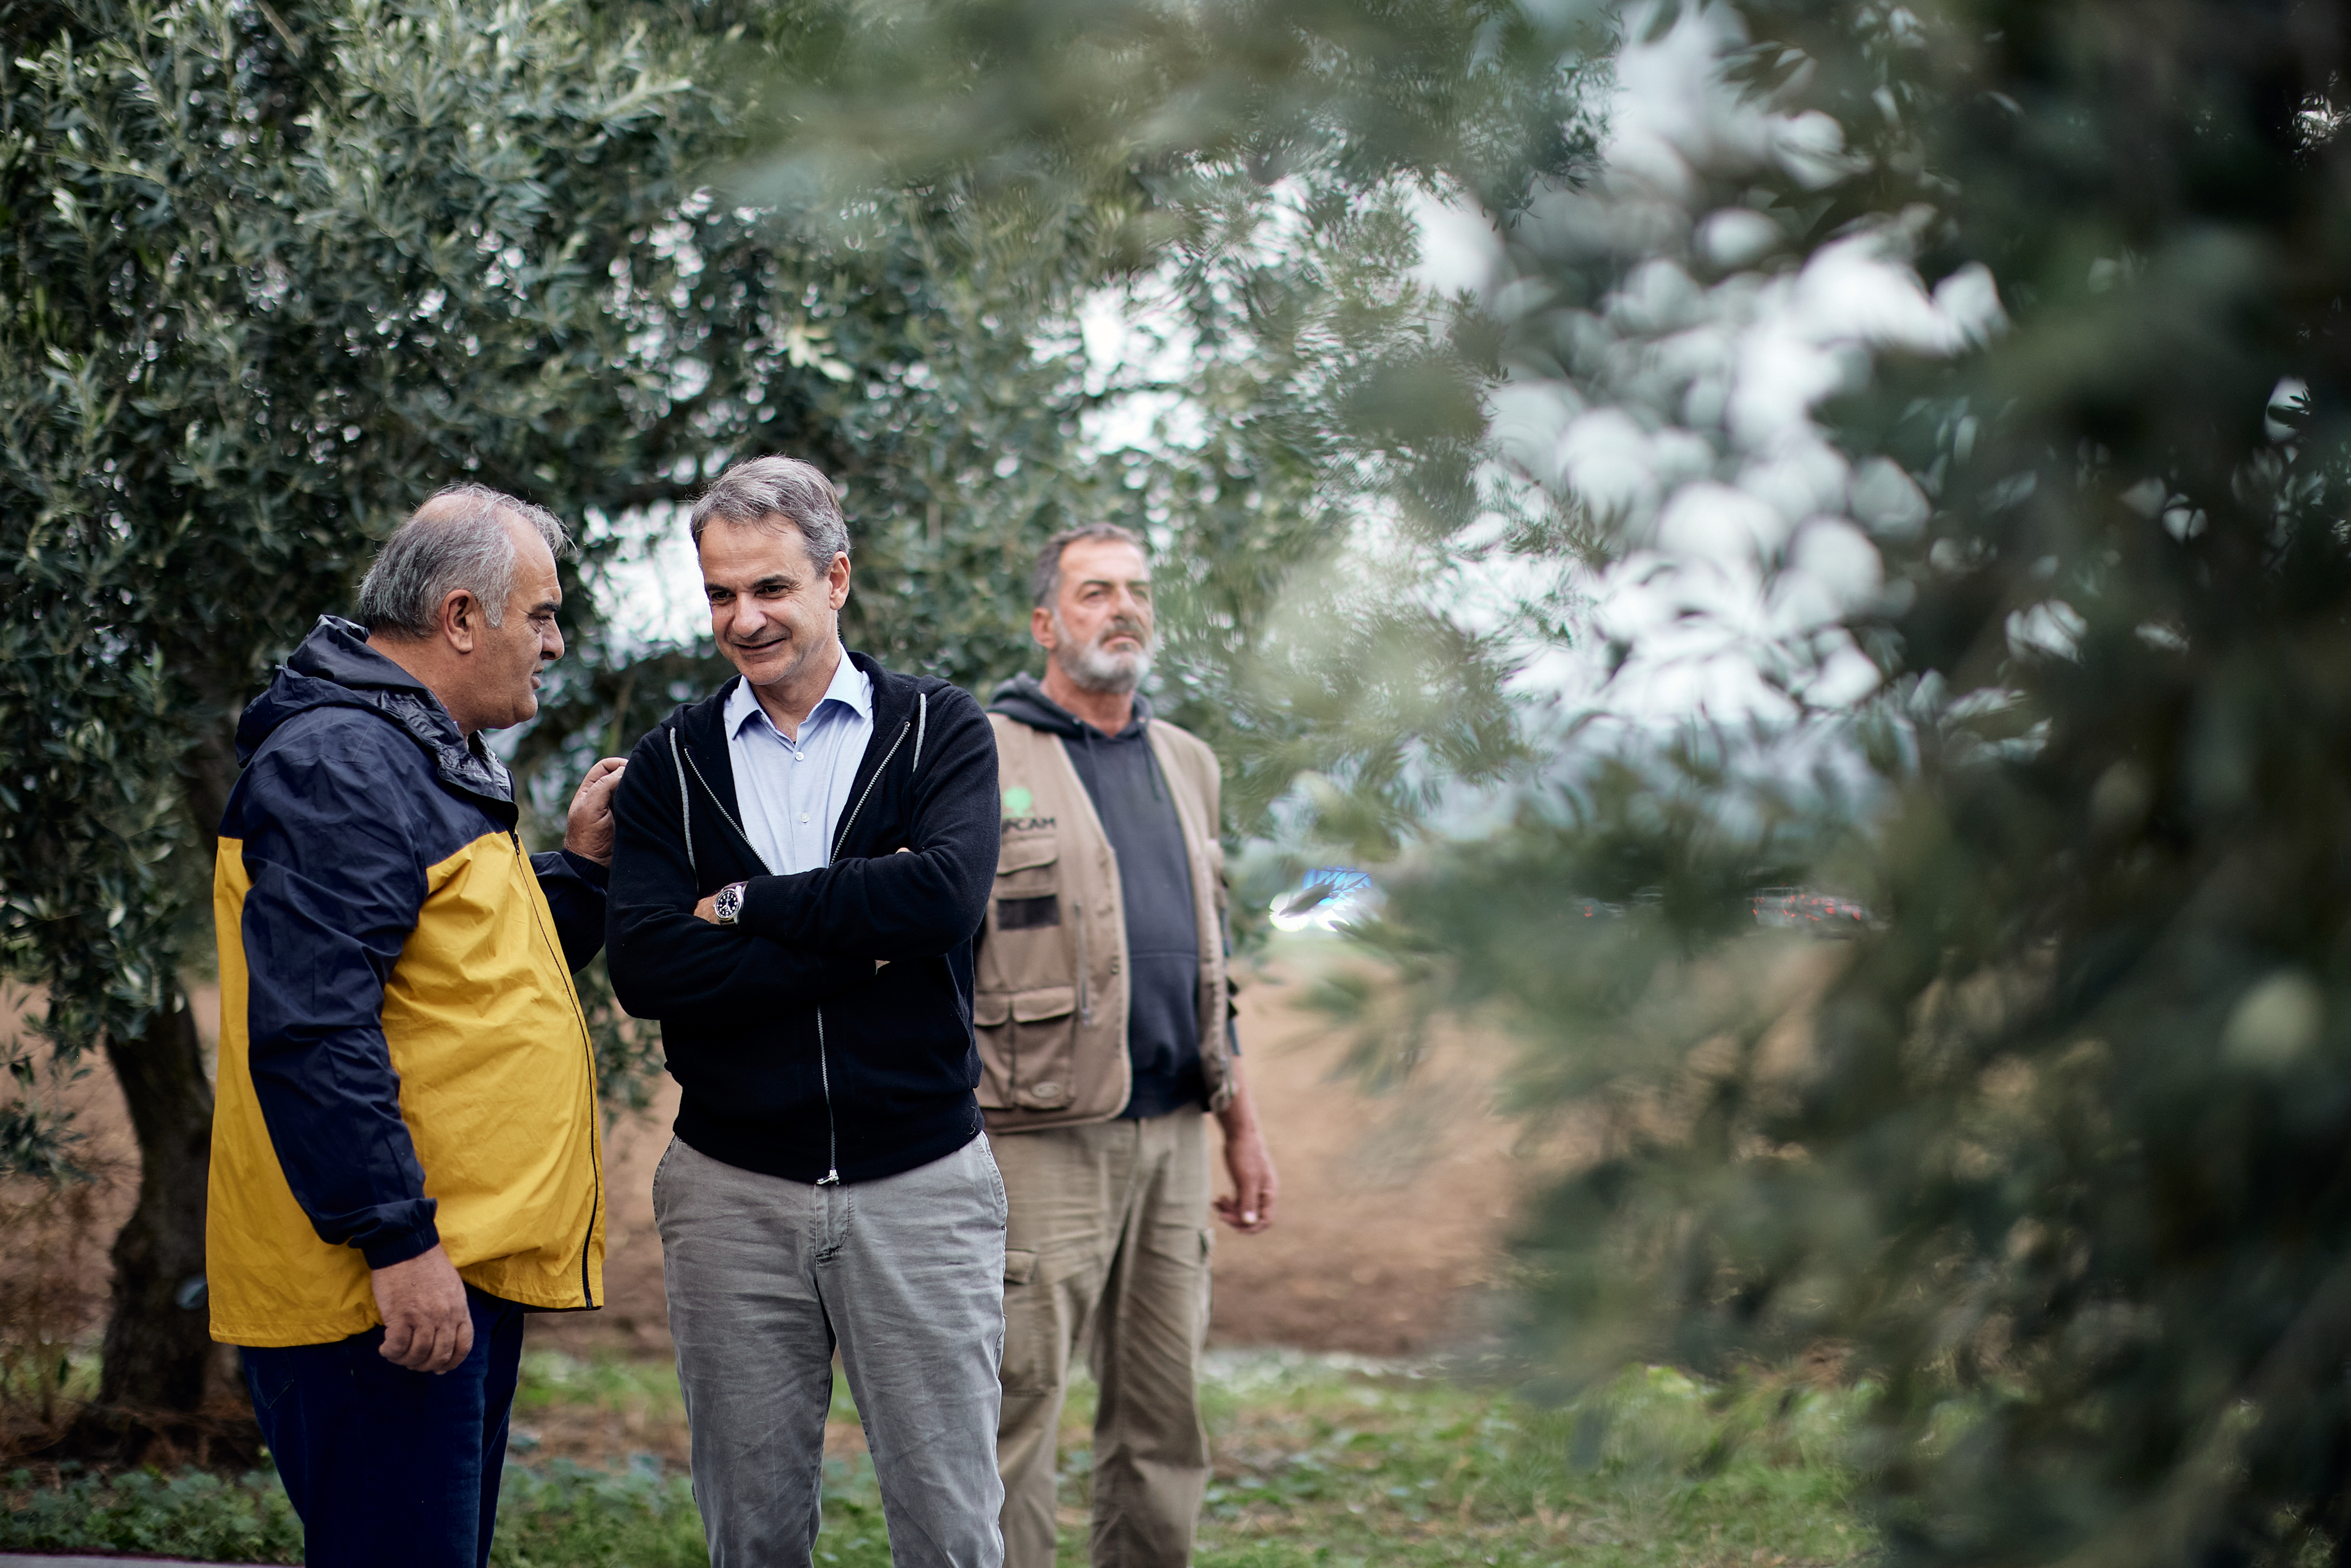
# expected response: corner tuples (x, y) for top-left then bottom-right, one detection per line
(800, 813), (811, 824)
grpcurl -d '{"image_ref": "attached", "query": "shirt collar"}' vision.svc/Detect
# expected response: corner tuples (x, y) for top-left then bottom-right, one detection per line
(726, 644), (870, 740)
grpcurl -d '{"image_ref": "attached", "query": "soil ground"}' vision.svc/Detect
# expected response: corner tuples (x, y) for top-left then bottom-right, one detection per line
(0, 939), (1541, 1409)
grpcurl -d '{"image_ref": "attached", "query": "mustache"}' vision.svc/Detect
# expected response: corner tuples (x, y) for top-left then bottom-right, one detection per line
(1094, 620), (1149, 644)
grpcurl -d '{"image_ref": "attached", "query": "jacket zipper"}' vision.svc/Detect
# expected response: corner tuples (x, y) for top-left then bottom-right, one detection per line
(815, 1006), (840, 1185)
(513, 830), (599, 1308)
(680, 744), (761, 867)
(1074, 900), (1091, 1025)
(831, 718), (910, 858)
(809, 716), (913, 1186)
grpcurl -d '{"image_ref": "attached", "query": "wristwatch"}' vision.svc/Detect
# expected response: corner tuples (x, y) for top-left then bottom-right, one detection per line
(713, 881), (748, 926)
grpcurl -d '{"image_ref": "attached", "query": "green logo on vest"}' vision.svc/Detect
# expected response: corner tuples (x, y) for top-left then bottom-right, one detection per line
(1003, 786), (1034, 815)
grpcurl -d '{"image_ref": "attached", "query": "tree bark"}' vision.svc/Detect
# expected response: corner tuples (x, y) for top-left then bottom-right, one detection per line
(51, 685), (263, 1467)
(63, 984), (221, 1460)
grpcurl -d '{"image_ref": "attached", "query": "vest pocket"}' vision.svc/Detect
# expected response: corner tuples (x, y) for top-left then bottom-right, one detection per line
(973, 986), (1080, 1111)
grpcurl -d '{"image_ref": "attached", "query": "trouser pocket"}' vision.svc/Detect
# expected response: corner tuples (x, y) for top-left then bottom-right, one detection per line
(998, 1246), (1064, 1396)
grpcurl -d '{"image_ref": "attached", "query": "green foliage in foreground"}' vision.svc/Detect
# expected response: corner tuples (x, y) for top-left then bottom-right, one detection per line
(0, 1354), (1870, 1567)
(0, 1464), (301, 1563)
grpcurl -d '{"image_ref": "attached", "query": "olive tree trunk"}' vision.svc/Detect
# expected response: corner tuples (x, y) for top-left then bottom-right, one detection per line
(92, 984), (215, 1419)
(67, 721), (247, 1465)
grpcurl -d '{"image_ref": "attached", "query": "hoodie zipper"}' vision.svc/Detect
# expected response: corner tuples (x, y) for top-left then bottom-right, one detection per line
(513, 829), (599, 1308)
(676, 732), (841, 1183)
(831, 718), (910, 858)
(809, 716), (913, 1186)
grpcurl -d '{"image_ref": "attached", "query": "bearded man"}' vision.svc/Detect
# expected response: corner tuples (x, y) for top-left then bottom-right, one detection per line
(979, 523), (1279, 1568)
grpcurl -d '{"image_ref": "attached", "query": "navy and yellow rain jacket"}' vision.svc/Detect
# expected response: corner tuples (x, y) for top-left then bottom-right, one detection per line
(207, 616), (607, 1348)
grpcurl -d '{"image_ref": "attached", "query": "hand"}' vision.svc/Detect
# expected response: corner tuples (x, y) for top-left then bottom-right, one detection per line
(372, 1244), (473, 1373)
(562, 757), (628, 866)
(1215, 1126), (1277, 1233)
(1212, 1061), (1276, 1233)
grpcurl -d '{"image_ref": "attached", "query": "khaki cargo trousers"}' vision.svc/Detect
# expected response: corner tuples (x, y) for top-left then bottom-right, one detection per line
(993, 1107), (1212, 1568)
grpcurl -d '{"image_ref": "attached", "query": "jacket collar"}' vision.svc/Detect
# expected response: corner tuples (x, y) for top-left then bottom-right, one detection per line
(987, 670), (1152, 740)
(669, 649), (923, 852)
(237, 616), (516, 817)
(722, 642), (874, 742)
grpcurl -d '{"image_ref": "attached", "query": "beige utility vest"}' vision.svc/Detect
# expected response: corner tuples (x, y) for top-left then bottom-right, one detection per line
(976, 711), (1235, 1131)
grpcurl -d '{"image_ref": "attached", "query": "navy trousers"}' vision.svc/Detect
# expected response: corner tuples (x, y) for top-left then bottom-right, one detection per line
(240, 1289), (526, 1568)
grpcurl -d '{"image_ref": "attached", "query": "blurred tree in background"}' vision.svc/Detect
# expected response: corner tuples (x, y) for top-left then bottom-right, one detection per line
(793, 0), (2351, 1563)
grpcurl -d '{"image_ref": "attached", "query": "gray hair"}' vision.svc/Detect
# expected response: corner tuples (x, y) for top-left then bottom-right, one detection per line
(1032, 523), (1146, 608)
(356, 483), (571, 639)
(689, 456), (850, 571)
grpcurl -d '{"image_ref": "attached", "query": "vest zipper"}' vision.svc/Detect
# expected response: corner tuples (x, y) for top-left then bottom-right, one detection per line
(1074, 900), (1092, 1025)
(513, 830), (599, 1308)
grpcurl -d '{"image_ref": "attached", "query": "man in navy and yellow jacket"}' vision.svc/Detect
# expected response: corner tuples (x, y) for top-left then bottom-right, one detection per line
(208, 485), (627, 1568)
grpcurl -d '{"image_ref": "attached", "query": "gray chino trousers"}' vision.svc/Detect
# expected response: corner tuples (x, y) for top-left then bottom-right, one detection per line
(653, 1133), (1010, 1568)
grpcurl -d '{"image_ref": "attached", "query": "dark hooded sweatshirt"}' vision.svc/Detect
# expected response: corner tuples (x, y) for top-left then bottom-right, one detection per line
(604, 659), (1000, 1183)
(988, 674), (1232, 1119)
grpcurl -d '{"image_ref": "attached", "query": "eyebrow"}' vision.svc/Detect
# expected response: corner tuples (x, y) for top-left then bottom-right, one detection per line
(528, 596), (562, 615)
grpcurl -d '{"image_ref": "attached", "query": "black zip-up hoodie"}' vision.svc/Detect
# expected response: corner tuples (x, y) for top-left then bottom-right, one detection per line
(604, 653), (1000, 1184)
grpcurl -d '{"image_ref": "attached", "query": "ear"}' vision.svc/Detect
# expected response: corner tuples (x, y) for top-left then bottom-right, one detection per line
(1030, 605), (1056, 652)
(825, 551), (852, 610)
(437, 589), (482, 654)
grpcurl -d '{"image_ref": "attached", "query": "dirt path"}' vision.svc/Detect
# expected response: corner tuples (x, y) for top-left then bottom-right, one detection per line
(1, 944), (1541, 1372)
(546, 946), (1533, 1361)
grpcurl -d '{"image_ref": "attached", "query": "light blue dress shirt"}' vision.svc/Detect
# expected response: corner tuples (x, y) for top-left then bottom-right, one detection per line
(724, 646), (875, 875)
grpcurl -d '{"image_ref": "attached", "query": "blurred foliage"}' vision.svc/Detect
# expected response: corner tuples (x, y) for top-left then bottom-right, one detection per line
(1371, 3), (2351, 1566)
(747, 0), (1608, 866)
(793, 0), (2351, 1563)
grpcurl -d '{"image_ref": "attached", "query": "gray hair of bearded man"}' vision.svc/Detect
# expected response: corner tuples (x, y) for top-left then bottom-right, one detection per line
(355, 484), (571, 639)
(1029, 521), (1146, 609)
(689, 456), (851, 571)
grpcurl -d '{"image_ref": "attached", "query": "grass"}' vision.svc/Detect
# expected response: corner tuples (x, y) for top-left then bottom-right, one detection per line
(1177, 1355), (1866, 1568)
(0, 1352), (1872, 1567)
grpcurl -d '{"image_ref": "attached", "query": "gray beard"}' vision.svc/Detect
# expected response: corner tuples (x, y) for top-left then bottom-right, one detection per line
(1053, 612), (1153, 695)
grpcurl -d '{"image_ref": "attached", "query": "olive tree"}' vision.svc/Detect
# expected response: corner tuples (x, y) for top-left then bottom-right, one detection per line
(0, 0), (1116, 1446)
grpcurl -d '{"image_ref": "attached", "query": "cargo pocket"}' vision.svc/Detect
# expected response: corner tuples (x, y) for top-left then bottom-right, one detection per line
(999, 1247), (1055, 1395)
(979, 831), (1078, 1111)
(975, 992), (1014, 1109)
(995, 833), (1059, 898)
(1002, 985), (1078, 1110)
